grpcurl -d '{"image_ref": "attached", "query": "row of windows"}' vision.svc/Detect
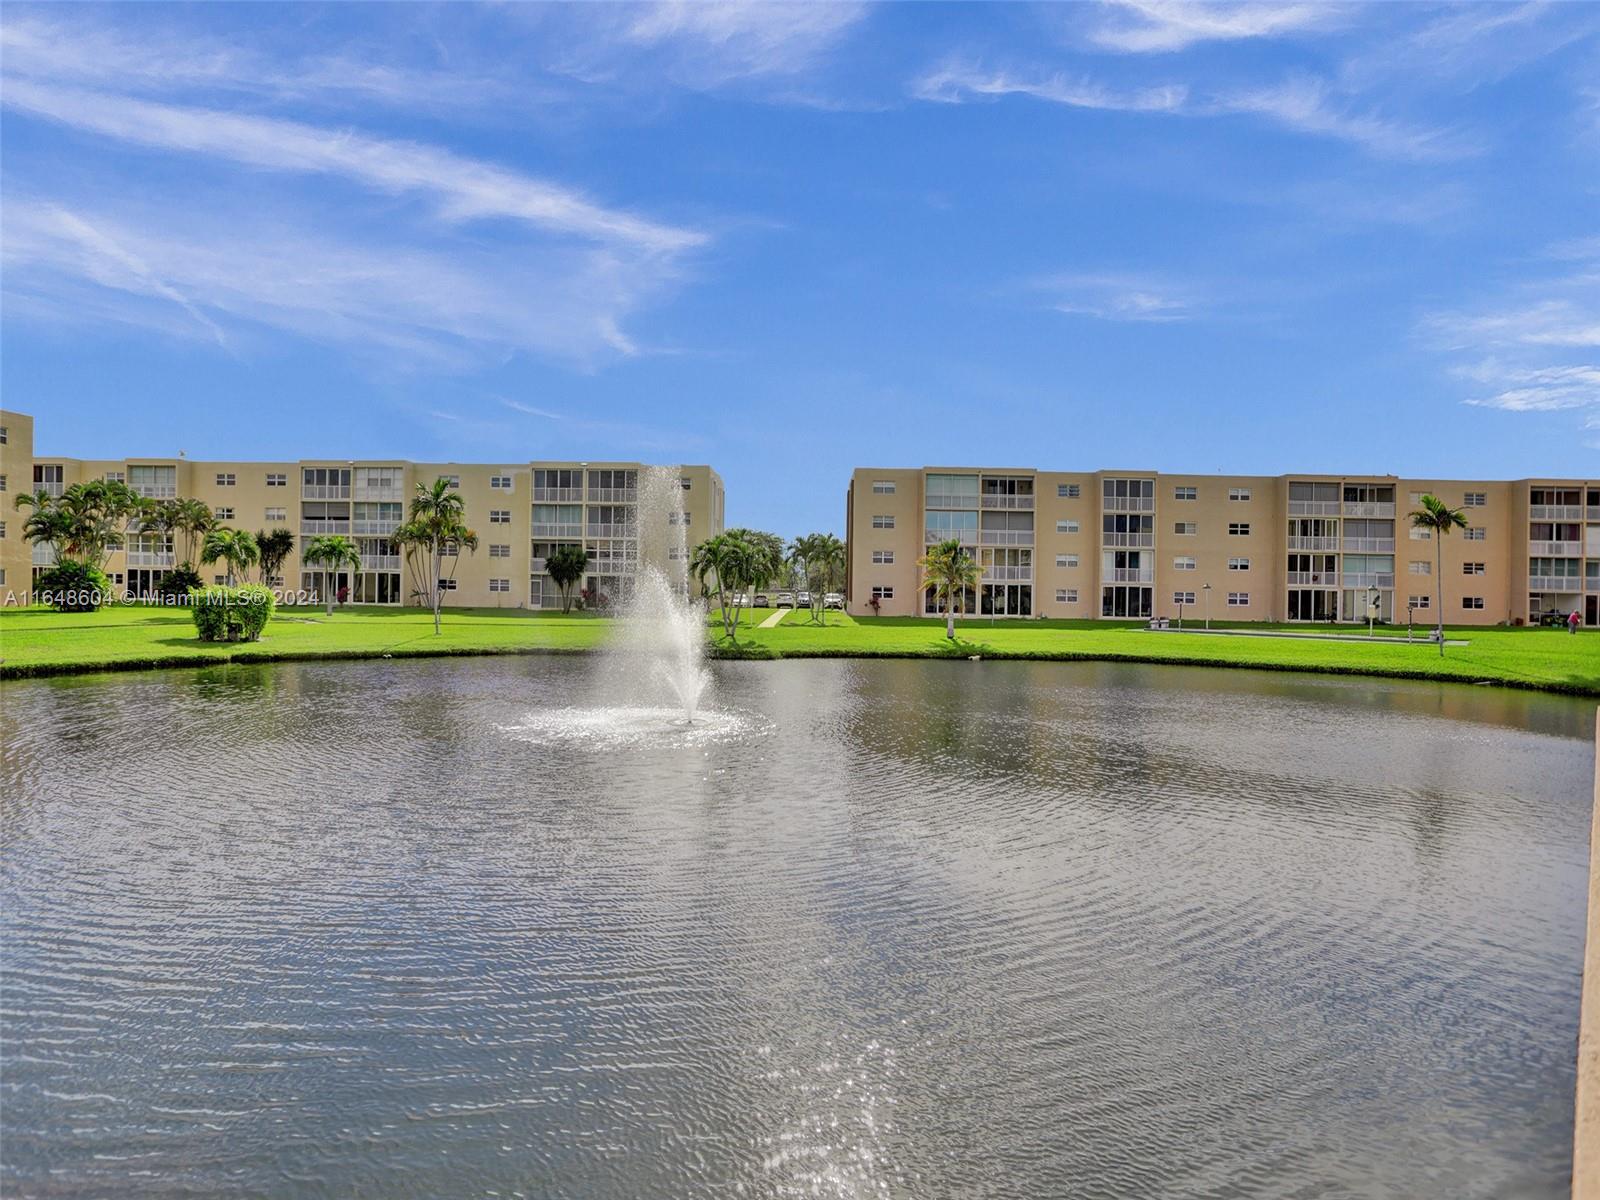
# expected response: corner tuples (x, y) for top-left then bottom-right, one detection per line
(1173, 557), (1252, 570)
(1172, 591), (1252, 605)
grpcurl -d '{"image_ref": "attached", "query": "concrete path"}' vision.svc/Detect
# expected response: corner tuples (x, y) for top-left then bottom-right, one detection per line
(1145, 626), (1468, 647)
(757, 607), (789, 629)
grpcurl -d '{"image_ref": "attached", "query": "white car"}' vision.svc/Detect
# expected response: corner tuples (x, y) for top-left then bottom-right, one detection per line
(774, 592), (795, 608)
(824, 592), (844, 610)
(796, 590), (812, 607)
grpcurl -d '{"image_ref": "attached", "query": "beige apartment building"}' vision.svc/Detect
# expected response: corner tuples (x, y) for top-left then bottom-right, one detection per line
(1, 410), (724, 609)
(846, 468), (1600, 627)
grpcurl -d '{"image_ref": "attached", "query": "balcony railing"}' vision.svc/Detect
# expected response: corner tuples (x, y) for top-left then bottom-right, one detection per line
(586, 522), (637, 538)
(1106, 567), (1154, 583)
(532, 523), (583, 539)
(1341, 572), (1395, 589)
(1102, 532), (1154, 548)
(302, 484), (351, 500)
(1286, 571), (1339, 587)
(352, 519), (401, 536)
(924, 529), (977, 545)
(360, 555), (401, 572)
(1588, 575), (1600, 593)
(1587, 506), (1600, 522)
(925, 492), (976, 510)
(1103, 496), (1156, 513)
(589, 559), (638, 574)
(1343, 502), (1394, 518)
(1287, 536), (1339, 552)
(1529, 575), (1581, 592)
(980, 494), (1034, 510)
(301, 519), (351, 535)
(353, 485), (405, 502)
(31, 544), (58, 566)
(983, 565), (1033, 581)
(1531, 504), (1582, 521)
(133, 485), (176, 499)
(533, 487), (583, 503)
(1342, 537), (1395, 553)
(36, 481), (65, 498)
(126, 550), (175, 567)
(1530, 541), (1581, 557)
(587, 487), (637, 503)
(1288, 500), (1341, 516)
(980, 529), (1034, 546)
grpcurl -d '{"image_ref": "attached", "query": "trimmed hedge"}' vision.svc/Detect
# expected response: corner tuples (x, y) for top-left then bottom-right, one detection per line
(33, 559), (113, 611)
(190, 584), (277, 642)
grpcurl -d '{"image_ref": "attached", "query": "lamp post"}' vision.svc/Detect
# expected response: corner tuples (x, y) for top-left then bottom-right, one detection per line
(1406, 601), (1415, 641)
(1203, 583), (1212, 630)
(1368, 585), (1380, 637)
(1177, 598), (1184, 630)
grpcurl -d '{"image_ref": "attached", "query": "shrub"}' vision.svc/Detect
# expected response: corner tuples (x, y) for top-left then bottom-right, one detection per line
(156, 563), (204, 600)
(33, 559), (113, 611)
(190, 584), (276, 643)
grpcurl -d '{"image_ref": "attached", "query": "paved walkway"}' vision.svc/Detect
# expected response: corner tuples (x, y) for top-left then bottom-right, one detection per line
(1145, 626), (1468, 647)
(757, 607), (789, 629)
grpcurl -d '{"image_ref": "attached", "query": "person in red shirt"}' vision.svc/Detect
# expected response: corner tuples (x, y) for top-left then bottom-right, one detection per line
(1570, 609), (1581, 635)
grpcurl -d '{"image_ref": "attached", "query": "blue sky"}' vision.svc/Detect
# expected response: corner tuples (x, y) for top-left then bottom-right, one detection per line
(3, 2), (1597, 537)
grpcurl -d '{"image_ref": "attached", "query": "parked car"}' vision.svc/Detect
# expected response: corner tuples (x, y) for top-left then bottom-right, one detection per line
(729, 593), (747, 607)
(774, 592), (795, 608)
(753, 593), (770, 607)
(797, 590), (812, 607)
(824, 592), (844, 610)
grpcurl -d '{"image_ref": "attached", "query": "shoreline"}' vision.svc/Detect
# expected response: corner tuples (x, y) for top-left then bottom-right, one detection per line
(5, 639), (1599, 697)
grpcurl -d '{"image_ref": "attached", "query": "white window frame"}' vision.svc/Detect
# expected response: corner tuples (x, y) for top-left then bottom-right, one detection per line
(872, 549), (895, 564)
(1056, 520), (1079, 534)
(1174, 486), (1196, 501)
(872, 480), (896, 494)
(872, 514), (895, 529)
(1227, 592), (1249, 606)
(1227, 557), (1250, 571)
(1227, 522), (1250, 536)
(1174, 522), (1196, 536)
(1173, 556), (1196, 571)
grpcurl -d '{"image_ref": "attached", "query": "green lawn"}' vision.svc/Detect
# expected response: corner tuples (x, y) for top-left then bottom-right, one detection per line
(2, 603), (1596, 696)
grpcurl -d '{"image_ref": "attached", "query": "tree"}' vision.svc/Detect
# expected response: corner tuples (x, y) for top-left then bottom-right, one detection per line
(689, 531), (758, 641)
(14, 480), (145, 569)
(919, 538), (982, 640)
(1408, 494), (1469, 656)
(726, 528), (785, 608)
(172, 497), (218, 566)
(545, 544), (590, 613)
(302, 535), (362, 616)
(399, 477), (479, 634)
(200, 528), (261, 587)
(788, 532), (846, 625)
(255, 528), (297, 586)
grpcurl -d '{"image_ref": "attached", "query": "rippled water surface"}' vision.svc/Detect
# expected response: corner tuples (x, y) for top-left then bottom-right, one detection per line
(3, 657), (1595, 1199)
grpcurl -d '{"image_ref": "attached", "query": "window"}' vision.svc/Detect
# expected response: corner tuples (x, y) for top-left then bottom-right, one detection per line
(1173, 556), (1196, 571)
(214, 507), (233, 521)
(442, 475), (461, 489)
(872, 480), (896, 494)
(0, 427), (6, 444)
(1228, 557), (1250, 571)
(1227, 592), (1249, 606)
(1229, 487), (1251, 502)
(1055, 554), (1079, 568)
(1409, 595), (1430, 610)
(872, 550), (894, 564)
(104, 471), (125, 484)
(1464, 527), (1485, 541)
(1173, 522), (1196, 536)
(435, 578), (458, 591)
(1408, 491), (1425, 504)
(0, 476), (7, 493)
(680, 477), (692, 490)
(1056, 588), (1079, 603)
(1056, 520), (1079, 534)
(0, 569), (5, 585)
(1463, 492), (1486, 507)
(489, 578), (511, 592)
(216, 473), (236, 487)
(214, 575), (226, 585)
(871, 585), (894, 600)
(1409, 526), (1431, 540)
(1173, 591), (1196, 605)
(0, 521), (6, 538)
(1057, 484), (1081, 499)
(266, 473), (287, 487)
(489, 510), (511, 524)
(1408, 561), (1431, 575)
(264, 507), (286, 522)
(1462, 562), (1485, 576)
(1174, 486), (1197, 501)
(872, 514), (895, 529)
(1227, 523), (1250, 536)
(1461, 596), (1484, 610)
(487, 475), (512, 491)
(489, 544), (511, 557)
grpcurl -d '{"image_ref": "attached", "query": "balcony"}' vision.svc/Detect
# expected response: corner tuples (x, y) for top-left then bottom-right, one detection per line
(1288, 500), (1341, 516)
(983, 565), (1033, 581)
(533, 486), (583, 503)
(586, 522), (637, 539)
(925, 492), (976, 510)
(1588, 575), (1600, 593)
(1530, 504), (1582, 521)
(924, 529), (977, 545)
(1106, 567), (1154, 583)
(353, 486), (405, 502)
(980, 494), (1034, 510)
(31, 544), (57, 566)
(133, 485), (176, 499)
(1341, 572), (1395, 589)
(530, 557), (549, 574)
(1287, 536), (1339, 552)
(1341, 537), (1395, 553)
(1530, 540), (1581, 556)
(1587, 506), (1600, 522)
(352, 518), (401, 536)
(1103, 496), (1155, 514)
(1286, 570), (1339, 587)
(126, 550), (175, 567)
(532, 523), (583, 539)
(301, 519), (351, 536)
(360, 555), (401, 572)
(980, 529), (1034, 546)
(1102, 532), (1155, 549)
(589, 559), (637, 574)
(1343, 502), (1395, 518)
(302, 484), (351, 500)
(36, 481), (64, 498)
(1529, 575), (1581, 592)
(587, 487), (637, 504)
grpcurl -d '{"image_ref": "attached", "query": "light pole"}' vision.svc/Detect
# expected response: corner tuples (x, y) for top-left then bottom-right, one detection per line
(1177, 598), (1184, 630)
(1406, 601), (1415, 641)
(1203, 583), (1212, 630)
(1368, 585), (1379, 637)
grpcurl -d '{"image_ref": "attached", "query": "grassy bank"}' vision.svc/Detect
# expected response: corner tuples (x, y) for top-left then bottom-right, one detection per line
(1, 603), (1595, 695)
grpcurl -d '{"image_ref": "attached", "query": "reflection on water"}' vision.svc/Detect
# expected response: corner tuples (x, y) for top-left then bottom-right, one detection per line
(2, 657), (1594, 1199)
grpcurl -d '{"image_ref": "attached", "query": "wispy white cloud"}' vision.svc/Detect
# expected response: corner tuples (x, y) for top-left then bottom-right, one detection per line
(1427, 300), (1600, 351)
(1034, 273), (1197, 323)
(1083, 1), (1343, 54)
(913, 60), (1186, 112)
(500, 398), (565, 420)
(1457, 362), (1600, 412)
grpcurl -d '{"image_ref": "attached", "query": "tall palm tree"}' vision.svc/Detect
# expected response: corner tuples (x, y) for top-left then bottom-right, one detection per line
(919, 537), (982, 640)
(173, 497), (217, 566)
(15, 481), (145, 569)
(545, 544), (590, 613)
(302, 535), (362, 616)
(689, 531), (756, 641)
(1408, 494), (1468, 656)
(255, 527), (297, 586)
(405, 478), (479, 633)
(787, 531), (846, 625)
(200, 528), (261, 586)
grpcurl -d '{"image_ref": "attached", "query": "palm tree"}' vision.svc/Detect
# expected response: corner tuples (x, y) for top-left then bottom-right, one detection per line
(15, 481), (145, 569)
(173, 497), (217, 566)
(919, 537), (981, 640)
(404, 477), (479, 633)
(302, 535), (362, 616)
(545, 544), (589, 613)
(255, 528), (297, 586)
(200, 528), (260, 586)
(1408, 494), (1468, 656)
(787, 531), (847, 625)
(689, 531), (757, 641)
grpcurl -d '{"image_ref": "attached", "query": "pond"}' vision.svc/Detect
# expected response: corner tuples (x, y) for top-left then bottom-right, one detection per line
(2, 657), (1594, 1198)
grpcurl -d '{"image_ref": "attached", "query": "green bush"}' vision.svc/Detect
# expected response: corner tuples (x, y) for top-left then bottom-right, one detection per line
(190, 584), (276, 643)
(33, 559), (113, 611)
(156, 563), (204, 599)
